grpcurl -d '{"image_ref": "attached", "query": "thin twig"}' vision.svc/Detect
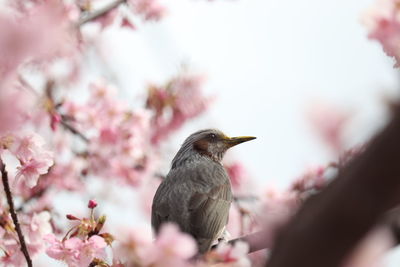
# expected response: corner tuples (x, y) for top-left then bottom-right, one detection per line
(78, 0), (127, 26)
(0, 159), (32, 267)
(59, 117), (90, 143)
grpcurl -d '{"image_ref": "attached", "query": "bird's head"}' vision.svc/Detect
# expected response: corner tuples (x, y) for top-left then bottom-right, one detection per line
(172, 129), (256, 168)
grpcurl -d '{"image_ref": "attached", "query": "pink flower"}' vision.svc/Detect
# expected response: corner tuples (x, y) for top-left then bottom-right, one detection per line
(45, 234), (107, 267)
(0, 88), (33, 135)
(140, 223), (197, 266)
(225, 162), (251, 195)
(45, 234), (82, 266)
(307, 102), (352, 153)
(130, 0), (166, 21)
(113, 227), (153, 264)
(27, 212), (52, 243)
(0, 1), (77, 77)
(0, 241), (26, 267)
(0, 211), (53, 265)
(23, 211), (53, 256)
(154, 223), (197, 259)
(121, 17), (136, 29)
(149, 73), (211, 144)
(11, 133), (47, 162)
(92, 8), (119, 28)
(9, 132), (54, 188)
(226, 202), (243, 238)
(50, 112), (61, 131)
(15, 152), (54, 188)
(88, 199), (98, 209)
(79, 236), (107, 266)
(139, 177), (161, 217)
(41, 160), (84, 191)
(290, 165), (327, 193)
(260, 187), (299, 230)
(362, 0), (400, 66)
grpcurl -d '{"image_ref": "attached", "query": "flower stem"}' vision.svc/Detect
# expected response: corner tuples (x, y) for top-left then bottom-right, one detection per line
(78, 0), (127, 26)
(0, 159), (33, 267)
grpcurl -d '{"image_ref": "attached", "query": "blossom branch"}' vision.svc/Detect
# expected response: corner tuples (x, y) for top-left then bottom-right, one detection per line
(0, 159), (33, 267)
(265, 107), (400, 267)
(78, 0), (127, 26)
(19, 76), (89, 143)
(59, 115), (90, 143)
(225, 210), (400, 255)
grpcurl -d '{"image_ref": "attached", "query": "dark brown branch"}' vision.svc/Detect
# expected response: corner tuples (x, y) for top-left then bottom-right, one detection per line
(265, 108), (400, 267)
(78, 0), (126, 26)
(0, 159), (32, 267)
(222, 209), (400, 255)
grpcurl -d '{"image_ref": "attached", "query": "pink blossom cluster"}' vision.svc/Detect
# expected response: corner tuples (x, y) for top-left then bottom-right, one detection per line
(45, 234), (107, 267)
(129, 0), (166, 21)
(147, 73), (211, 144)
(61, 79), (154, 186)
(363, 0), (400, 66)
(0, 132), (54, 189)
(0, 211), (52, 266)
(45, 200), (111, 266)
(115, 223), (250, 267)
(0, 1), (77, 78)
(307, 102), (352, 153)
(0, 0), (222, 266)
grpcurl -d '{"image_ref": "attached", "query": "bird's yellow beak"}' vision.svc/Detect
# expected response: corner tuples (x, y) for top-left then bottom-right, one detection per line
(223, 136), (256, 148)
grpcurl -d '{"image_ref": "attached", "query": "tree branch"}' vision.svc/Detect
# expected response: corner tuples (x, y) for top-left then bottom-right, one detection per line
(265, 107), (400, 267)
(0, 159), (32, 267)
(78, 0), (127, 26)
(59, 115), (90, 143)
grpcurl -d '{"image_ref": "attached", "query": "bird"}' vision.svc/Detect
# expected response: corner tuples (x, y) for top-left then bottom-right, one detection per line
(151, 129), (256, 254)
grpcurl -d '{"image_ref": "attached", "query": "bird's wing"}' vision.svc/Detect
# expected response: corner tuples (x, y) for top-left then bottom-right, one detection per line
(151, 181), (172, 233)
(188, 182), (232, 252)
(151, 163), (233, 253)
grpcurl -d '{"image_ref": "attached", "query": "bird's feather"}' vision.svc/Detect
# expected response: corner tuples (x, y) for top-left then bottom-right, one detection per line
(151, 158), (233, 253)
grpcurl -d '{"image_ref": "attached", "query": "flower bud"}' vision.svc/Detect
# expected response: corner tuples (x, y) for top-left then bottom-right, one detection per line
(66, 214), (80, 220)
(88, 199), (98, 209)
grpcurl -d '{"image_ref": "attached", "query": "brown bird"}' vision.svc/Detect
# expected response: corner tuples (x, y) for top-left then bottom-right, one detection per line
(151, 129), (256, 253)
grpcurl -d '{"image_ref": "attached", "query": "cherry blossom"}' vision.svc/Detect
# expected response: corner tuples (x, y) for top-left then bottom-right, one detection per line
(0, 1), (78, 77)
(14, 141), (54, 188)
(362, 0), (400, 65)
(225, 162), (252, 196)
(113, 226), (153, 264)
(150, 223), (197, 260)
(307, 102), (352, 153)
(45, 234), (107, 267)
(0, 88), (33, 135)
(0, 211), (53, 265)
(129, 0), (166, 21)
(148, 73), (211, 144)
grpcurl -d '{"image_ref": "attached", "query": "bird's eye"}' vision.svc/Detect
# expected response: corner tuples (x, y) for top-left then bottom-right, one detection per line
(208, 133), (217, 140)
